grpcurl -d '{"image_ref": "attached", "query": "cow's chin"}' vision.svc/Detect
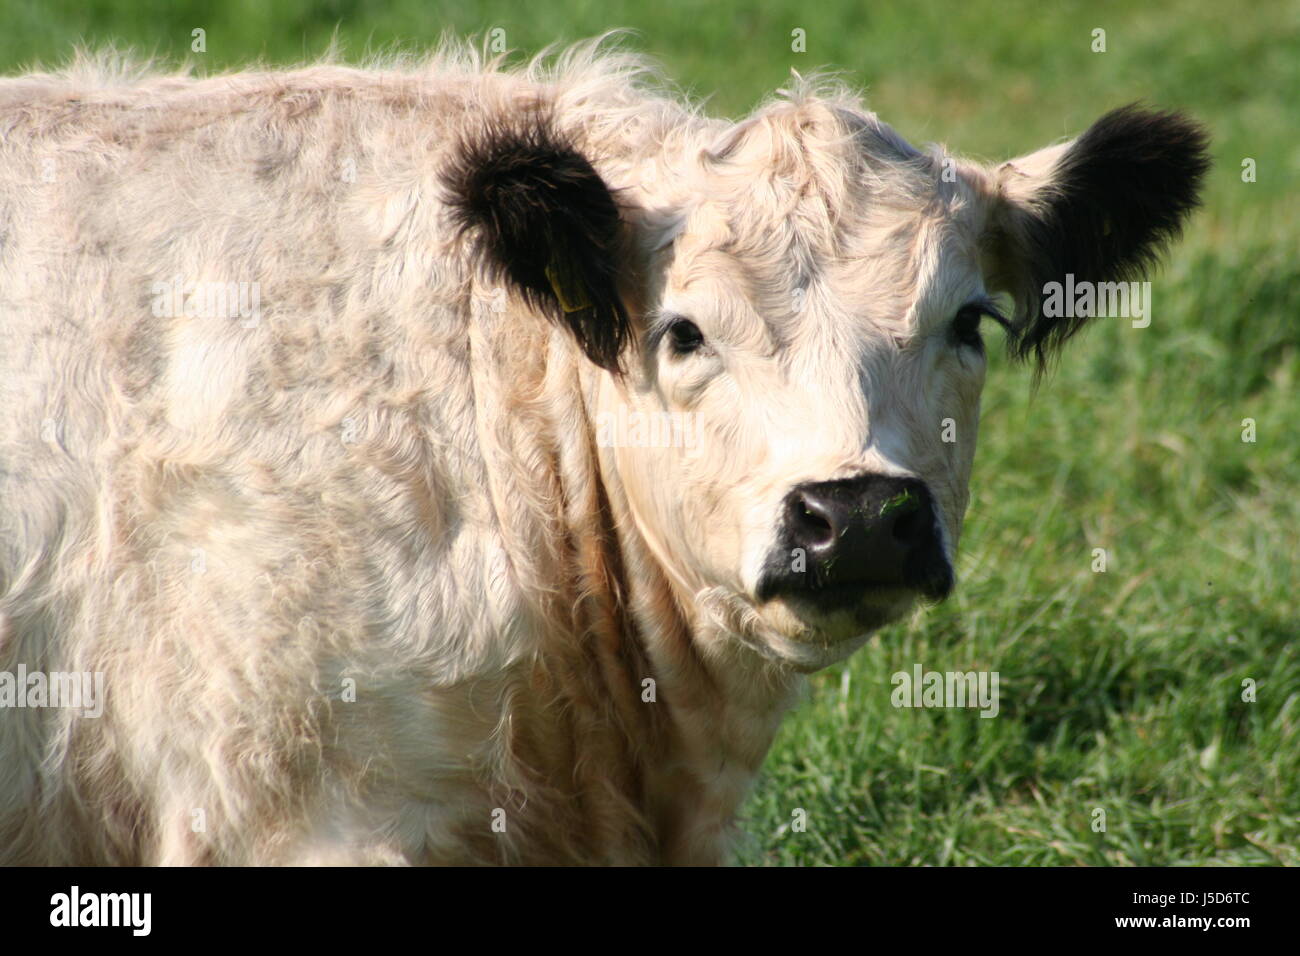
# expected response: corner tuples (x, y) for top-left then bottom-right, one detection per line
(740, 591), (917, 673)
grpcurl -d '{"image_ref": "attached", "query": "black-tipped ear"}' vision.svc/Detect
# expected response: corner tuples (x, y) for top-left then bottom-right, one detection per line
(988, 105), (1211, 366)
(444, 114), (631, 373)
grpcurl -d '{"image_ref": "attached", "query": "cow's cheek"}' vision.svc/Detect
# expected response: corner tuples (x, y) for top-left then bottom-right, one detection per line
(610, 439), (727, 592)
(675, 450), (750, 590)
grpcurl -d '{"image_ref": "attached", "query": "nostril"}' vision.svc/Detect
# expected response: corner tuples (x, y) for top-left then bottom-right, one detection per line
(891, 507), (921, 544)
(803, 504), (832, 533)
(790, 494), (836, 549)
(876, 486), (925, 546)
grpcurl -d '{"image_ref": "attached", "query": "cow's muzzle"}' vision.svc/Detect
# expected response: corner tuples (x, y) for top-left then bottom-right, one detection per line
(757, 474), (954, 611)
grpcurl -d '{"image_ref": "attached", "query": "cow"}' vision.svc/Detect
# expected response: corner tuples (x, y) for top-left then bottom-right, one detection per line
(0, 39), (1208, 865)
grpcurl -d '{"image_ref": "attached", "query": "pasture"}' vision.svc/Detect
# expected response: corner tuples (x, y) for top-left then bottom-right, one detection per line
(2, 0), (1295, 865)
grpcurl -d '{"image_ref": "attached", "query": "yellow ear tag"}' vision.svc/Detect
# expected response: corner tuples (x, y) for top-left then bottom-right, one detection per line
(544, 259), (593, 313)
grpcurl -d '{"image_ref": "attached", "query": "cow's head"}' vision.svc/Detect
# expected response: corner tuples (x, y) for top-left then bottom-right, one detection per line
(449, 93), (1208, 671)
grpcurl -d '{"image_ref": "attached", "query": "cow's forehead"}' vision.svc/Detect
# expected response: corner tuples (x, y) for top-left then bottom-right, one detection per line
(659, 98), (989, 336)
(683, 96), (977, 240)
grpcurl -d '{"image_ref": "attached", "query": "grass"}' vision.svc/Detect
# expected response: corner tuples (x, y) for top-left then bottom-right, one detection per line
(3, 0), (1295, 865)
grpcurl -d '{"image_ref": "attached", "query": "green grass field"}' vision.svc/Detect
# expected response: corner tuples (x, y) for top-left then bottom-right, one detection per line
(3, 0), (1295, 865)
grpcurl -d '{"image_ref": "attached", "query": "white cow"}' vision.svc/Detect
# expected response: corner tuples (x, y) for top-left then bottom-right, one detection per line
(0, 40), (1207, 864)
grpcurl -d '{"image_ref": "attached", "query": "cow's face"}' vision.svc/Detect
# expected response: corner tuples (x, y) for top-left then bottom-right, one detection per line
(450, 97), (1207, 671)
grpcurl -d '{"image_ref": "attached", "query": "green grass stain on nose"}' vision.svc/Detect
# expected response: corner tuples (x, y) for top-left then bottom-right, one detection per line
(878, 488), (918, 519)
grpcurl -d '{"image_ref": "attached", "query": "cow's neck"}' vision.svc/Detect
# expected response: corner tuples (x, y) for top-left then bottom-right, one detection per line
(506, 349), (804, 864)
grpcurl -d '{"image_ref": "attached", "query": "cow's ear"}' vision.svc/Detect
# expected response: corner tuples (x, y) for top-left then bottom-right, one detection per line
(445, 114), (631, 373)
(985, 105), (1210, 367)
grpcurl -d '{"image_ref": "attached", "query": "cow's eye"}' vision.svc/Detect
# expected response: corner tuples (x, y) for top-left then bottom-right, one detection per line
(951, 306), (983, 349)
(666, 318), (705, 356)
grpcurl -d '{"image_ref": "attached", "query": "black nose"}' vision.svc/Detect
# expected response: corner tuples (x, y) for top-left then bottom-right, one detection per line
(759, 474), (953, 607)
